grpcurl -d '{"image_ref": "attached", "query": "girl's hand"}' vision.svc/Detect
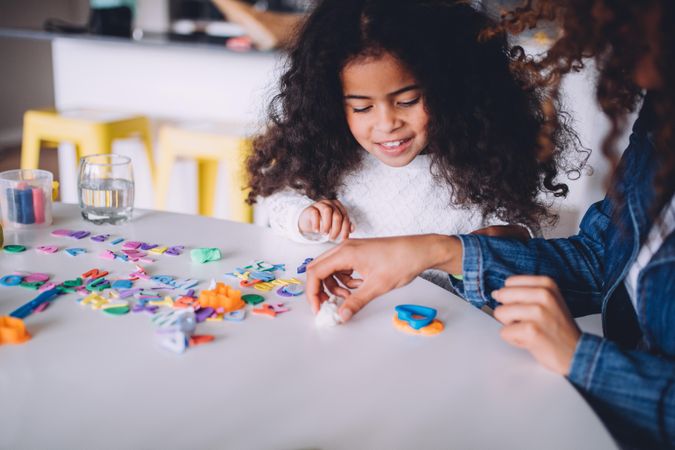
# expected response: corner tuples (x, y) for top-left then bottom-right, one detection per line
(299, 199), (354, 241)
(305, 235), (463, 322)
(492, 276), (581, 376)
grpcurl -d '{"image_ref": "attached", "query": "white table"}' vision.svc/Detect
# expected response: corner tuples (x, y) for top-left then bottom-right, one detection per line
(0, 204), (617, 450)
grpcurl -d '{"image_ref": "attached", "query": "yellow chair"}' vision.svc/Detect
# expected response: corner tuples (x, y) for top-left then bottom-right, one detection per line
(155, 124), (253, 222)
(21, 109), (155, 180)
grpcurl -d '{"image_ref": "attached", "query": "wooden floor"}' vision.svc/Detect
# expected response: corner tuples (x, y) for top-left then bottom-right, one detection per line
(0, 142), (60, 180)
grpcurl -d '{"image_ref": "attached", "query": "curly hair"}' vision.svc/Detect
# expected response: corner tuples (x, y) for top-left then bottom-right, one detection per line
(247, 0), (586, 229)
(497, 0), (675, 213)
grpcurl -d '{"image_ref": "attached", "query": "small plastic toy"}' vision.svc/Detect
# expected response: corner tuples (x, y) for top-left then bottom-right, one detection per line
(394, 305), (436, 330)
(393, 304), (444, 336)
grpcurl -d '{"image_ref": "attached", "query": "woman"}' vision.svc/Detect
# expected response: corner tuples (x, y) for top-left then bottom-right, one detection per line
(305, 1), (674, 448)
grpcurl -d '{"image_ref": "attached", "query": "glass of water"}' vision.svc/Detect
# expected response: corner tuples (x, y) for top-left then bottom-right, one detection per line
(78, 154), (134, 224)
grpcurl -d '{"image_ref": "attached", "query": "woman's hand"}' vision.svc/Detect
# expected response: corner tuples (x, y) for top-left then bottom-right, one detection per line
(305, 234), (463, 322)
(492, 276), (581, 375)
(298, 199), (353, 241)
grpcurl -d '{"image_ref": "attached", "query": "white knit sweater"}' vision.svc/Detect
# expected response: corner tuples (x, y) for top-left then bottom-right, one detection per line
(262, 152), (508, 290)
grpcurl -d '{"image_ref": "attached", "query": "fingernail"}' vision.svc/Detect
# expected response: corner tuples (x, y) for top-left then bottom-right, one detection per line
(491, 290), (499, 298)
(340, 308), (353, 322)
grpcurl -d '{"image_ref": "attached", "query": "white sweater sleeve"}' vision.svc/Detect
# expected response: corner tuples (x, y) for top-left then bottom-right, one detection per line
(263, 189), (329, 244)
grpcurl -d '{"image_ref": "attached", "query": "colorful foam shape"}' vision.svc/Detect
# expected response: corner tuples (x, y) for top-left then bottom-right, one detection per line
(103, 306), (131, 315)
(51, 229), (74, 237)
(224, 310), (246, 321)
(242, 294), (265, 305)
(24, 273), (49, 283)
(4, 245), (26, 253)
(0, 274), (23, 286)
(36, 245), (58, 254)
(9, 288), (61, 319)
(69, 230), (90, 239)
(297, 257), (313, 274)
(252, 303), (277, 317)
(65, 247), (86, 256)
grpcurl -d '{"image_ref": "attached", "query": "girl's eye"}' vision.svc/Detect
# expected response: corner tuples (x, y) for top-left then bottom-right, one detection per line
(398, 97), (421, 107)
(352, 106), (372, 113)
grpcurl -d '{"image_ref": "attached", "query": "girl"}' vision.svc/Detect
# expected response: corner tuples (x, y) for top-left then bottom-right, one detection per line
(305, 1), (675, 448)
(247, 0), (581, 285)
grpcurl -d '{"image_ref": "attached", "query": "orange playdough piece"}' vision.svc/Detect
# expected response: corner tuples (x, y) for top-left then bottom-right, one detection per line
(0, 316), (32, 344)
(393, 314), (444, 336)
(198, 283), (245, 312)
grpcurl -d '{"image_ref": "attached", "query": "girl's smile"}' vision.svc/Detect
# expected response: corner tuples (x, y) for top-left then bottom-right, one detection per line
(341, 52), (429, 167)
(375, 137), (414, 157)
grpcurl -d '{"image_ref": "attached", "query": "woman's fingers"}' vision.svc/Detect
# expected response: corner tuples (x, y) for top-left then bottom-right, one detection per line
(305, 244), (355, 312)
(335, 271), (362, 288)
(323, 274), (352, 298)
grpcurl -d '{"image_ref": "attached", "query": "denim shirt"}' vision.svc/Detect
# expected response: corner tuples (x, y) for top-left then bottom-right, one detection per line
(451, 105), (675, 449)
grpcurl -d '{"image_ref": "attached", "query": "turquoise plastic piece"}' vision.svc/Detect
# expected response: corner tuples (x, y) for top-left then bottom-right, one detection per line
(395, 304), (437, 330)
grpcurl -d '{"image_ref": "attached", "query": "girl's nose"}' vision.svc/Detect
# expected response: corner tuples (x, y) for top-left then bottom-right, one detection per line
(375, 106), (402, 132)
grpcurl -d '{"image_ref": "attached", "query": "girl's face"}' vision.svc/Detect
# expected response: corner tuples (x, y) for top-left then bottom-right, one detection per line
(341, 52), (429, 167)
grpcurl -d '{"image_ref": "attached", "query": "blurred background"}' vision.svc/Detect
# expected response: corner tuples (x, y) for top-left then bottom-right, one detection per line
(0, 0), (635, 236)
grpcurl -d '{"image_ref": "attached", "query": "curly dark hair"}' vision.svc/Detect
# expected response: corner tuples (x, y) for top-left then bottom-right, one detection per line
(497, 0), (675, 213)
(247, 0), (585, 229)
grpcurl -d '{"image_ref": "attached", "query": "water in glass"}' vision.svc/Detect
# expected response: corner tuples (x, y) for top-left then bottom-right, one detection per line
(78, 154), (134, 224)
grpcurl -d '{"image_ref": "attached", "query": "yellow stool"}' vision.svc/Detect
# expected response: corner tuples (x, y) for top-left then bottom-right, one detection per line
(21, 109), (155, 180)
(155, 124), (253, 222)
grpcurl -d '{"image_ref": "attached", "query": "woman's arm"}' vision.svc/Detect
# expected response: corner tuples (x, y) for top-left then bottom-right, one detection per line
(454, 198), (613, 316)
(305, 234), (462, 319)
(569, 334), (675, 447)
(305, 198), (612, 319)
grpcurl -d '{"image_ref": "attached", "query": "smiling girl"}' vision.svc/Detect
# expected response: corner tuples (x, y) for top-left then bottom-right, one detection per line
(247, 0), (581, 288)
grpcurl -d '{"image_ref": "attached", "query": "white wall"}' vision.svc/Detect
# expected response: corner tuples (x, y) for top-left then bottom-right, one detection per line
(0, 0), (88, 146)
